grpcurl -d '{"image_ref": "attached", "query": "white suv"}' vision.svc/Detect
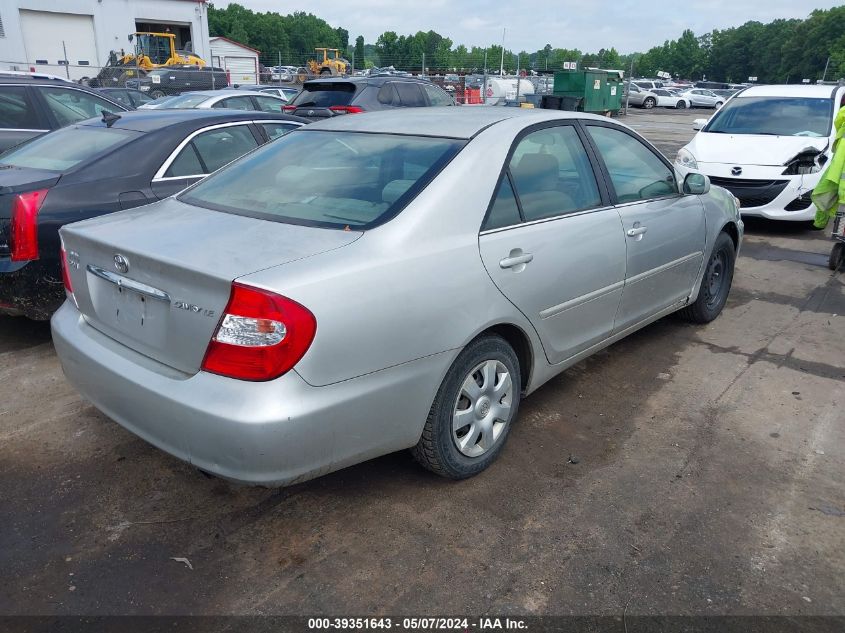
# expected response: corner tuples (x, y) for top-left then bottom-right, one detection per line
(675, 84), (845, 221)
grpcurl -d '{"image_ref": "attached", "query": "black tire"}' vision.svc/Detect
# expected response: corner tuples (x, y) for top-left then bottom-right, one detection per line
(678, 231), (736, 323)
(149, 90), (166, 100)
(676, 100), (687, 109)
(829, 242), (845, 271)
(643, 97), (656, 109)
(715, 101), (724, 109)
(320, 68), (332, 75)
(411, 335), (521, 479)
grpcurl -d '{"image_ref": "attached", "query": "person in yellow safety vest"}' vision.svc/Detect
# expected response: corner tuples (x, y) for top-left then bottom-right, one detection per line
(812, 105), (845, 228)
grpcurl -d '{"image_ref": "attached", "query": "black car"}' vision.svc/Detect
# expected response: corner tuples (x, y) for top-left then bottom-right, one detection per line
(0, 73), (128, 152)
(97, 87), (155, 109)
(128, 66), (231, 100)
(0, 109), (307, 319)
(284, 76), (455, 121)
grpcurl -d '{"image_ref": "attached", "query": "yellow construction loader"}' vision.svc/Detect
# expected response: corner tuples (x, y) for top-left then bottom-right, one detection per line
(296, 48), (350, 82)
(91, 32), (206, 87)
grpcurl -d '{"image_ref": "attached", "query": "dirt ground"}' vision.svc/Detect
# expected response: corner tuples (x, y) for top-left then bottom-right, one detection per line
(1, 108), (843, 618)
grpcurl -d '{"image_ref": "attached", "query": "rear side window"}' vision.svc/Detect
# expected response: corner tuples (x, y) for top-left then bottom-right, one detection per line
(587, 125), (677, 202)
(292, 83), (356, 107)
(377, 83), (397, 105)
(394, 82), (426, 107)
(0, 86), (40, 129)
(508, 125), (601, 221)
(254, 95), (284, 113)
(0, 125), (135, 171)
(213, 96), (256, 111)
(40, 87), (121, 126)
(260, 122), (299, 140)
(423, 84), (453, 106)
(483, 176), (521, 230)
(180, 131), (464, 230)
(164, 125), (258, 178)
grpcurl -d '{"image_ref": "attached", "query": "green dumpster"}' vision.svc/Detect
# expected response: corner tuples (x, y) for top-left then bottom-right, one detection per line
(551, 69), (623, 114)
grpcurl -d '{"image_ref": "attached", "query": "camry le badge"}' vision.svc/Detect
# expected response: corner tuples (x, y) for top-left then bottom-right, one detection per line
(731, 166), (742, 176)
(113, 254), (130, 274)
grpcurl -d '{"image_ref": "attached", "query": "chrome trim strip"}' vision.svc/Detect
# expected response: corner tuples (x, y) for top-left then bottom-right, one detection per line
(479, 204), (617, 235)
(86, 265), (171, 302)
(539, 280), (624, 319)
(625, 252), (703, 285)
(1, 128), (50, 132)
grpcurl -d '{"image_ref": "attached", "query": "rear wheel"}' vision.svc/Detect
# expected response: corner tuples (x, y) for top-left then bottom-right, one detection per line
(411, 335), (521, 479)
(676, 100), (687, 109)
(643, 97), (656, 109)
(715, 101), (724, 109)
(829, 242), (845, 271)
(678, 231), (736, 323)
(320, 68), (331, 75)
(149, 89), (166, 100)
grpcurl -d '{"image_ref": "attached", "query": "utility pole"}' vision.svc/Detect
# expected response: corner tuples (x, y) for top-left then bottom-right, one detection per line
(499, 28), (506, 76)
(483, 49), (488, 104)
(351, 51), (355, 76)
(515, 53), (521, 103)
(422, 52), (425, 77)
(62, 41), (70, 79)
(278, 51), (282, 85)
(624, 56), (634, 115)
(822, 56), (831, 82)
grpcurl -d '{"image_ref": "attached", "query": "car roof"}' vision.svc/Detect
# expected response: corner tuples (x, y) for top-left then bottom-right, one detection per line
(735, 84), (841, 98)
(303, 75), (435, 87)
(304, 107), (609, 139)
(177, 89), (279, 98)
(77, 109), (307, 132)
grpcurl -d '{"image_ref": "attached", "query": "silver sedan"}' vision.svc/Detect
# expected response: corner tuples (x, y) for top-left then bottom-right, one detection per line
(52, 108), (743, 486)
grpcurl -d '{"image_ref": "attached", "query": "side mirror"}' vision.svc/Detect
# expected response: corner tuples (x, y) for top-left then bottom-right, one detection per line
(692, 118), (708, 131)
(683, 172), (710, 195)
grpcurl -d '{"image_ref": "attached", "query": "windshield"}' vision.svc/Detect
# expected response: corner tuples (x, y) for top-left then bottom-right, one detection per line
(291, 83), (356, 107)
(705, 96), (833, 137)
(153, 93), (210, 109)
(0, 125), (136, 171)
(180, 130), (465, 230)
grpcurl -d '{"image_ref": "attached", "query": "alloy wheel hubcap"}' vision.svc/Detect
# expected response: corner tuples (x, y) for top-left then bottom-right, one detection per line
(452, 360), (512, 458)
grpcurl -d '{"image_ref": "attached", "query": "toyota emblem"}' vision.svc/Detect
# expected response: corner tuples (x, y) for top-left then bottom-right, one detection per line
(113, 254), (130, 274)
(731, 166), (743, 176)
(308, 110), (315, 116)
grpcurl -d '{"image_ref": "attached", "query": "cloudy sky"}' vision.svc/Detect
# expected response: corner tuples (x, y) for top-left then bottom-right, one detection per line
(218, 1), (839, 53)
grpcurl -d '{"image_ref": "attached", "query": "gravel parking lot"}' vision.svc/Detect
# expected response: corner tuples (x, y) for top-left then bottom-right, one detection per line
(1, 108), (843, 618)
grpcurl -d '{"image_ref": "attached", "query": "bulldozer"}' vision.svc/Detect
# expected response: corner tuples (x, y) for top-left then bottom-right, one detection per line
(295, 48), (350, 83)
(87, 32), (206, 87)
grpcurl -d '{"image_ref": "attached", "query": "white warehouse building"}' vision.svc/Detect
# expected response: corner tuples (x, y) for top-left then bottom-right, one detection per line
(210, 36), (259, 86)
(0, 0), (211, 80)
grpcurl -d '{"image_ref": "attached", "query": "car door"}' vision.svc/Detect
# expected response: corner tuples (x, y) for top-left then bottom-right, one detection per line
(150, 123), (261, 199)
(583, 123), (705, 332)
(478, 123), (627, 364)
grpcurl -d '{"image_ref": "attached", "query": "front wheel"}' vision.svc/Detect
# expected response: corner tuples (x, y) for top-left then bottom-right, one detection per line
(643, 97), (656, 109)
(676, 100), (687, 109)
(149, 89), (166, 100)
(411, 335), (521, 479)
(715, 101), (724, 109)
(678, 231), (736, 323)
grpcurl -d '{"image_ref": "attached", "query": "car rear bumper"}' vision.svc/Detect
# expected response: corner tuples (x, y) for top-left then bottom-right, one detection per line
(51, 302), (452, 486)
(0, 258), (64, 319)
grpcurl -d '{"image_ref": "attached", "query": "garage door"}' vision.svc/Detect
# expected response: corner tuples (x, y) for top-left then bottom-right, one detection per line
(20, 10), (98, 81)
(225, 56), (257, 85)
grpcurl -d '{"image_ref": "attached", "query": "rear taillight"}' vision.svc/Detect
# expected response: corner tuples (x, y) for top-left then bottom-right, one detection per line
(283, 105), (297, 112)
(201, 282), (316, 381)
(329, 105), (364, 114)
(60, 244), (73, 295)
(10, 189), (48, 261)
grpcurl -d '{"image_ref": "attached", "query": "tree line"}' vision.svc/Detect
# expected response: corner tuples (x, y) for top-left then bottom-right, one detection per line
(208, 3), (842, 82)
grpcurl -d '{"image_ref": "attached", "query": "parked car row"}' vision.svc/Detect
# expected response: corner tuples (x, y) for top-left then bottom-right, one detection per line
(625, 83), (727, 110)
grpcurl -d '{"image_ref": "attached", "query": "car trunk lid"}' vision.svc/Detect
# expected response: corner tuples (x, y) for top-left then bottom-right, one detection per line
(60, 198), (362, 374)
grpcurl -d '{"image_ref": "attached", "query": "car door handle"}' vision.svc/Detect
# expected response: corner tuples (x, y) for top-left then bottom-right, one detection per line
(499, 252), (534, 268)
(627, 226), (648, 237)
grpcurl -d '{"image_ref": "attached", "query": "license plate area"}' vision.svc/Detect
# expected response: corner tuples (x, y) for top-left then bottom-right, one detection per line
(86, 265), (170, 347)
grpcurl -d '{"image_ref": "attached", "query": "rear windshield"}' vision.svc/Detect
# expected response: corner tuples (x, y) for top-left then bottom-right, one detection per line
(179, 130), (464, 230)
(705, 96), (833, 137)
(291, 83), (356, 108)
(0, 125), (136, 171)
(153, 93), (209, 109)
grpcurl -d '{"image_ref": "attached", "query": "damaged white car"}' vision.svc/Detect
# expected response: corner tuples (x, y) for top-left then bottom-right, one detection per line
(675, 84), (845, 221)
